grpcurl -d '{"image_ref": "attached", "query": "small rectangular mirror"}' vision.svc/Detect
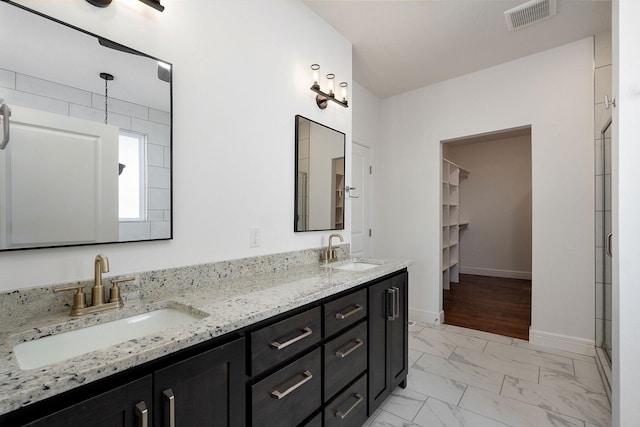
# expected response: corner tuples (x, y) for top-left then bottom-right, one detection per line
(295, 115), (345, 232)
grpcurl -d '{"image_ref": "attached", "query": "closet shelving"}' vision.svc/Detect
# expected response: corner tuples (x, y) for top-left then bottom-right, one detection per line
(442, 158), (469, 290)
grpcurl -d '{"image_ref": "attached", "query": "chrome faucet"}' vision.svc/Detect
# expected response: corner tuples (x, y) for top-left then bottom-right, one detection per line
(322, 233), (344, 263)
(54, 254), (134, 316)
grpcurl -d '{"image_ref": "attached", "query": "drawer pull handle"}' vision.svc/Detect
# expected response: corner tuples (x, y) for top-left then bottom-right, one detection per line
(163, 388), (175, 427)
(135, 401), (148, 427)
(335, 393), (364, 419)
(335, 338), (364, 358)
(271, 370), (313, 399)
(270, 327), (312, 350)
(392, 286), (400, 320)
(335, 304), (364, 320)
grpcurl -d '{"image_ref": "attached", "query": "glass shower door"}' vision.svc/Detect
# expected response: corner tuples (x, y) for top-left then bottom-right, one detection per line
(601, 119), (612, 363)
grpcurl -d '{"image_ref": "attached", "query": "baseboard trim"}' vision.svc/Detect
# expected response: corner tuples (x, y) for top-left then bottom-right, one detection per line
(529, 328), (596, 356)
(409, 307), (444, 326)
(459, 267), (532, 280)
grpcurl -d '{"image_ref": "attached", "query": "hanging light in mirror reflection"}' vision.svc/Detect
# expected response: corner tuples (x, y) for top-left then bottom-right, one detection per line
(309, 64), (348, 109)
(85, 0), (164, 12)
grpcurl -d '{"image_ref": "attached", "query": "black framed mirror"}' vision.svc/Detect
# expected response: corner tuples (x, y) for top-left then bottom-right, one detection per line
(294, 115), (346, 232)
(0, 1), (172, 251)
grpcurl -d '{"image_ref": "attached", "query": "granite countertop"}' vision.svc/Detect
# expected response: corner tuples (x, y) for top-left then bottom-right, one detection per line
(0, 257), (410, 416)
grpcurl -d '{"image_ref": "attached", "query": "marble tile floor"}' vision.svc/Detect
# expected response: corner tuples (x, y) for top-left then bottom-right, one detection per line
(363, 323), (611, 427)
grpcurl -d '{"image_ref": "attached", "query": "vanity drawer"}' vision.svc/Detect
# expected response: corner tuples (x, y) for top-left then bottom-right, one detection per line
(251, 348), (322, 427)
(324, 321), (367, 400)
(324, 374), (368, 427)
(251, 306), (321, 376)
(324, 289), (367, 337)
(301, 412), (322, 427)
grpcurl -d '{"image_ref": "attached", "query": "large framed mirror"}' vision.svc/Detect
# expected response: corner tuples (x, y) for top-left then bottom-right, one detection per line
(294, 115), (345, 232)
(0, 1), (172, 251)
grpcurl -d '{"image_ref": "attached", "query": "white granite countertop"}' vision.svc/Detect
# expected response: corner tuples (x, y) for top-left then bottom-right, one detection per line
(0, 257), (410, 416)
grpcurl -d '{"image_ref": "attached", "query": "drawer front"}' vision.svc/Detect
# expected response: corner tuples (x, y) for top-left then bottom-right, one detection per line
(301, 412), (322, 427)
(324, 321), (367, 400)
(324, 374), (368, 427)
(251, 348), (322, 427)
(251, 306), (321, 376)
(324, 289), (367, 337)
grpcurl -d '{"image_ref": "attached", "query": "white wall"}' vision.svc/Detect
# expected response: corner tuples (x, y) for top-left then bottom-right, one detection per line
(0, 0), (352, 290)
(377, 38), (595, 352)
(613, 1), (640, 425)
(351, 82), (380, 251)
(444, 135), (532, 280)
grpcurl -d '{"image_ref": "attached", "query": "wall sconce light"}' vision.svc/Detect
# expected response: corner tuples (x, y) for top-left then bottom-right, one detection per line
(310, 64), (348, 109)
(85, 0), (164, 12)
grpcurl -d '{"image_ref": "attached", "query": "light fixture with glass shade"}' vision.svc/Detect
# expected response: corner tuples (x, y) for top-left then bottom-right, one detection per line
(309, 64), (348, 109)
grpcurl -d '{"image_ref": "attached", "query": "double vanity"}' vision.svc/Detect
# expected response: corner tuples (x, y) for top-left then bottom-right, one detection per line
(0, 246), (410, 426)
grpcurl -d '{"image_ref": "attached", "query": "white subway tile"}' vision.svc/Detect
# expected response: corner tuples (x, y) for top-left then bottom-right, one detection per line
(594, 103), (610, 139)
(17, 74), (91, 106)
(150, 221), (171, 239)
(0, 87), (68, 115)
(92, 93), (149, 120)
(594, 65), (612, 106)
(148, 166), (171, 189)
(147, 210), (164, 221)
(164, 210), (172, 221)
(148, 188), (171, 210)
(132, 118), (170, 147)
(0, 68), (16, 89)
(163, 146), (171, 168)
(149, 108), (170, 125)
(594, 32), (612, 68)
(119, 222), (151, 241)
(147, 143), (164, 167)
(69, 104), (131, 130)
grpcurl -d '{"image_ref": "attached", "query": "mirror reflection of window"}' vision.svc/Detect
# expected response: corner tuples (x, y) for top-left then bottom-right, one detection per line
(118, 131), (146, 221)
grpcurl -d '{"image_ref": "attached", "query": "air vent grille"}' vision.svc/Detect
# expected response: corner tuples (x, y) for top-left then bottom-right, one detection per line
(505, 0), (557, 31)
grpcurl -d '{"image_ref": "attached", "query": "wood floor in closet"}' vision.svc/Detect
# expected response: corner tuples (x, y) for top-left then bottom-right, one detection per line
(443, 274), (532, 340)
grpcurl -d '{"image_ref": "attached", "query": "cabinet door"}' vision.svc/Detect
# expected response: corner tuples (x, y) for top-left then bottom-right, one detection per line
(367, 272), (409, 415)
(368, 278), (391, 413)
(389, 272), (408, 388)
(154, 337), (246, 427)
(24, 375), (152, 427)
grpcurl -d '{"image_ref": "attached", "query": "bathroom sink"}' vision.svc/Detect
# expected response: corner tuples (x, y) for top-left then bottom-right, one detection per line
(333, 261), (380, 272)
(13, 307), (207, 370)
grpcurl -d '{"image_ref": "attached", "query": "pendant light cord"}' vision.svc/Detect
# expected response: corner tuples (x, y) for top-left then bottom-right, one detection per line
(104, 78), (108, 125)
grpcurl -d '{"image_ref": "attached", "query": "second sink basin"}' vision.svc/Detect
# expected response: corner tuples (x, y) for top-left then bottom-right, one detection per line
(13, 306), (208, 370)
(333, 261), (380, 272)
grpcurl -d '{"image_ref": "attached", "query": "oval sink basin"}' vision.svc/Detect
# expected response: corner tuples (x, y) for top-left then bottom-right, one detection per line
(333, 262), (380, 272)
(13, 307), (207, 370)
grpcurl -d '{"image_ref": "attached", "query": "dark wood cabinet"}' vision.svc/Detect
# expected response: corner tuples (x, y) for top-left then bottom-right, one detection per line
(23, 375), (152, 427)
(368, 271), (408, 413)
(154, 337), (245, 427)
(6, 268), (408, 427)
(19, 338), (245, 427)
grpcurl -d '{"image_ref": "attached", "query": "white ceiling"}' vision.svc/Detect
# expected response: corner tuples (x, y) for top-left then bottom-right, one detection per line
(304, 0), (612, 99)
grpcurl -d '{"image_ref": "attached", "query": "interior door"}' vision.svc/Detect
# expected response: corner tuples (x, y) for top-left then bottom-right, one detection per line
(0, 105), (119, 248)
(351, 142), (371, 256)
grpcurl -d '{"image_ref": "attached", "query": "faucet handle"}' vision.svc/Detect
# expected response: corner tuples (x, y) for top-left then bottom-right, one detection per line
(109, 277), (134, 306)
(53, 285), (87, 312)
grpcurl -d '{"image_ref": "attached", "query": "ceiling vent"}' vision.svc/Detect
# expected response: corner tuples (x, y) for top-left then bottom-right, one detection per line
(504, 0), (557, 31)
